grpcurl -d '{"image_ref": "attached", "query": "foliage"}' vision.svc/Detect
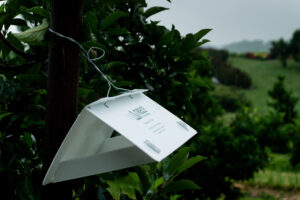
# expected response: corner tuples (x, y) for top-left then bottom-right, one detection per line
(0, 72), (45, 199)
(244, 153), (300, 190)
(75, 147), (204, 200)
(289, 30), (300, 62)
(0, 0), (220, 199)
(255, 111), (293, 154)
(217, 64), (252, 89)
(268, 76), (298, 123)
(181, 109), (267, 200)
(270, 29), (300, 65)
(212, 85), (251, 112)
(270, 39), (289, 67)
(205, 48), (252, 89)
(290, 120), (300, 167)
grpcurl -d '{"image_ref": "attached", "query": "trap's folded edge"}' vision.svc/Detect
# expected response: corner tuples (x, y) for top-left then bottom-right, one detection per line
(43, 89), (197, 185)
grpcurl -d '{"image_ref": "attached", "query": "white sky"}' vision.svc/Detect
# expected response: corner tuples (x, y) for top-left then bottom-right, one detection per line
(146, 0), (300, 47)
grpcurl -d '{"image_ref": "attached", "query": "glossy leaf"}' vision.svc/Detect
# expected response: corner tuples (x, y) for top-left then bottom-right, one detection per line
(177, 155), (206, 176)
(26, 6), (50, 18)
(106, 173), (141, 200)
(159, 30), (175, 46)
(108, 27), (130, 36)
(8, 33), (24, 50)
(20, 132), (34, 148)
(161, 179), (200, 194)
(181, 34), (196, 51)
(85, 11), (98, 30)
(163, 147), (191, 181)
(13, 19), (49, 45)
(0, 112), (12, 120)
(106, 61), (128, 69)
(100, 11), (128, 30)
(194, 29), (211, 42)
(197, 39), (210, 46)
(144, 7), (169, 18)
(134, 166), (153, 194)
(170, 195), (182, 200)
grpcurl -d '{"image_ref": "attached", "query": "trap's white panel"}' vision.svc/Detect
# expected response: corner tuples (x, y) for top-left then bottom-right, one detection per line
(43, 89), (197, 185)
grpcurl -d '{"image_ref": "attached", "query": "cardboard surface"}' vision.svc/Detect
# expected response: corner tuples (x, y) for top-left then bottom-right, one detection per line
(43, 89), (197, 185)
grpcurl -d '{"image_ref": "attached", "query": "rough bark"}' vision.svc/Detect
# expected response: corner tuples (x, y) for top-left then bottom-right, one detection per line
(42, 0), (84, 199)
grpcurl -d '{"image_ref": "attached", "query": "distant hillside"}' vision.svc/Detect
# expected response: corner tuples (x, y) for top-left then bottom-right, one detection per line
(222, 40), (271, 53)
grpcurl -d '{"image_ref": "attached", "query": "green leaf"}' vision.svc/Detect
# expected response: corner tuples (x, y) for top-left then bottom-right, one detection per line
(115, 81), (135, 87)
(170, 195), (182, 200)
(134, 166), (153, 194)
(108, 27), (130, 36)
(197, 39), (210, 46)
(159, 30), (175, 46)
(27, 6), (50, 18)
(106, 61), (128, 69)
(8, 32), (24, 50)
(163, 147), (191, 181)
(161, 179), (200, 194)
(100, 11), (128, 30)
(194, 29), (211, 42)
(181, 34), (196, 51)
(154, 177), (164, 189)
(0, 112), (12, 120)
(0, 74), (6, 81)
(20, 132), (34, 148)
(144, 7), (169, 18)
(0, 3), (4, 13)
(13, 18), (49, 45)
(177, 155), (206, 176)
(190, 77), (209, 88)
(78, 88), (94, 100)
(106, 173), (141, 200)
(85, 11), (98, 30)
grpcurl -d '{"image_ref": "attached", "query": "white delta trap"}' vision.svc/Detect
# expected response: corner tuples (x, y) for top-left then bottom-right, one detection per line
(43, 89), (197, 185)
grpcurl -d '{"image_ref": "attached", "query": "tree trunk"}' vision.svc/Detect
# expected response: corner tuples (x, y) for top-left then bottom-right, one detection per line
(42, 0), (84, 199)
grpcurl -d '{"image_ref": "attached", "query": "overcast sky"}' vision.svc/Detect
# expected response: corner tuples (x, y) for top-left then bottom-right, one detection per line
(146, 0), (300, 47)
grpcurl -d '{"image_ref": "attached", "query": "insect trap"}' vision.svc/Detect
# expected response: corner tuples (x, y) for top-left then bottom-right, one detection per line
(43, 89), (197, 185)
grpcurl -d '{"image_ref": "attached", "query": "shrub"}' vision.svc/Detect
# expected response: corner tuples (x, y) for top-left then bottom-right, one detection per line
(212, 85), (251, 112)
(204, 48), (252, 89)
(182, 109), (267, 200)
(270, 39), (289, 67)
(290, 120), (300, 167)
(217, 64), (252, 89)
(268, 76), (298, 123)
(256, 112), (292, 153)
(290, 30), (300, 62)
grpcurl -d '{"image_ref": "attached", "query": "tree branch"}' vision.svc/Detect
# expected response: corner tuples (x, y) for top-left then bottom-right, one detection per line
(0, 61), (42, 73)
(0, 31), (38, 60)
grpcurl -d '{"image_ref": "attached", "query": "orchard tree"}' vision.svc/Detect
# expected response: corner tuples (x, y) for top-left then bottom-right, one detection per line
(0, 0), (215, 199)
(270, 38), (289, 67)
(268, 76), (298, 123)
(290, 29), (300, 62)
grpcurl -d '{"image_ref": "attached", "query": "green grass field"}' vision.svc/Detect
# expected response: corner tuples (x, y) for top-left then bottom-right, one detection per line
(238, 153), (300, 200)
(245, 153), (300, 189)
(229, 57), (300, 113)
